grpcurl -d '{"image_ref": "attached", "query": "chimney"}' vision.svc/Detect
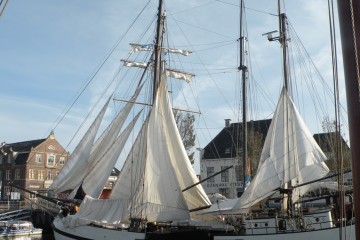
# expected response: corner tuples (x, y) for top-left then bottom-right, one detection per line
(225, 119), (232, 127)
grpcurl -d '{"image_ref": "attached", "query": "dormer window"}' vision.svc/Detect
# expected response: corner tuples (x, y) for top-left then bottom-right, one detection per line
(224, 147), (231, 154)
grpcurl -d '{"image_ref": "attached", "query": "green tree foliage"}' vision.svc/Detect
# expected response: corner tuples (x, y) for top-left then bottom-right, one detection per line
(174, 110), (196, 164)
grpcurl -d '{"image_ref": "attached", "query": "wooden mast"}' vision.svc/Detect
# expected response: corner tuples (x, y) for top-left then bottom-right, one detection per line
(336, 0), (360, 238)
(153, 0), (164, 101)
(239, 0), (249, 192)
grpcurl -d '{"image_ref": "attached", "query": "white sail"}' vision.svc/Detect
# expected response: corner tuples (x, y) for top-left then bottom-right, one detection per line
(49, 97), (111, 193)
(82, 110), (142, 198)
(203, 88), (329, 214)
(89, 82), (144, 168)
(63, 84), (143, 197)
(63, 195), (129, 228)
(109, 76), (210, 222)
(233, 87), (329, 210)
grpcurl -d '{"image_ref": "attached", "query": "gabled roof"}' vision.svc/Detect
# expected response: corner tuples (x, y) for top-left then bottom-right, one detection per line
(313, 132), (349, 152)
(202, 119), (272, 160)
(0, 139), (47, 165)
(1, 139), (46, 153)
(203, 120), (349, 161)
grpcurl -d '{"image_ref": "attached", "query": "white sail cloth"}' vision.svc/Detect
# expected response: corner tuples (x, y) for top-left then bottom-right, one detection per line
(51, 84), (142, 197)
(110, 76), (210, 222)
(236, 88), (329, 209)
(62, 195), (129, 228)
(81, 111), (142, 198)
(204, 88), (329, 214)
(49, 97), (110, 194)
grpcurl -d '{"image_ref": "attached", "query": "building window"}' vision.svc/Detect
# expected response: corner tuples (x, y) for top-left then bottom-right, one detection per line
(4, 186), (10, 199)
(235, 165), (242, 181)
(7, 155), (11, 164)
(36, 154), (42, 163)
(207, 167), (215, 182)
(47, 170), (53, 180)
(15, 169), (20, 180)
(47, 154), (55, 167)
(59, 157), (65, 165)
(0, 155), (3, 164)
(5, 170), (11, 180)
(38, 170), (44, 180)
(29, 169), (35, 179)
(0, 170), (2, 180)
(224, 147), (231, 154)
(221, 166), (229, 182)
(219, 188), (230, 198)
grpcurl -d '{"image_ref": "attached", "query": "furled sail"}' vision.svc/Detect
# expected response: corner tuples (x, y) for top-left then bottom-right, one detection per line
(233, 87), (329, 210)
(130, 43), (192, 56)
(122, 60), (194, 82)
(49, 97), (111, 194)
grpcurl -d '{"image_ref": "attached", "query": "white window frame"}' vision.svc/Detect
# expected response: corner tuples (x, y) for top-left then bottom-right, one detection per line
(5, 170), (11, 180)
(47, 154), (56, 167)
(15, 169), (20, 180)
(207, 167), (215, 183)
(38, 170), (44, 180)
(47, 170), (53, 180)
(59, 156), (65, 165)
(35, 154), (42, 163)
(29, 169), (35, 179)
(221, 166), (230, 182)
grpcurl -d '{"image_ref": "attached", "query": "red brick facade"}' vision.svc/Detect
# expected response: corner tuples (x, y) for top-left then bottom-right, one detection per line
(0, 132), (69, 200)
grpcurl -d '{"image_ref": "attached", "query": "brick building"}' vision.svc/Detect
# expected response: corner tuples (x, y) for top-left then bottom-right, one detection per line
(0, 131), (69, 200)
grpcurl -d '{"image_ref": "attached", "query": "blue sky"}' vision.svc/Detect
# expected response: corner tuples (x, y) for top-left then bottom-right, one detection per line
(0, 0), (347, 173)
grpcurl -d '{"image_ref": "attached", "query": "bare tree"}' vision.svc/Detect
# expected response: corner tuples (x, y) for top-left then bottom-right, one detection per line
(247, 130), (264, 177)
(174, 111), (196, 164)
(321, 116), (351, 171)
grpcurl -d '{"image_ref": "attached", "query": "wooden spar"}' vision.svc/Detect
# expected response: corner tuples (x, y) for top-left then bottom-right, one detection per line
(182, 165), (234, 192)
(112, 98), (201, 114)
(336, 0), (360, 238)
(9, 183), (72, 207)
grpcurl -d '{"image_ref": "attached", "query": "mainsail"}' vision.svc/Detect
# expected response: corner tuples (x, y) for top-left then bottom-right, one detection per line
(65, 74), (211, 227)
(111, 75), (210, 222)
(234, 87), (329, 210)
(204, 87), (329, 214)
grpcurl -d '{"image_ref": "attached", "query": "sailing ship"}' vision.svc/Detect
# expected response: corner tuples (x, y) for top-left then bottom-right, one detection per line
(49, 0), (358, 239)
(201, 1), (357, 240)
(50, 0), (233, 239)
